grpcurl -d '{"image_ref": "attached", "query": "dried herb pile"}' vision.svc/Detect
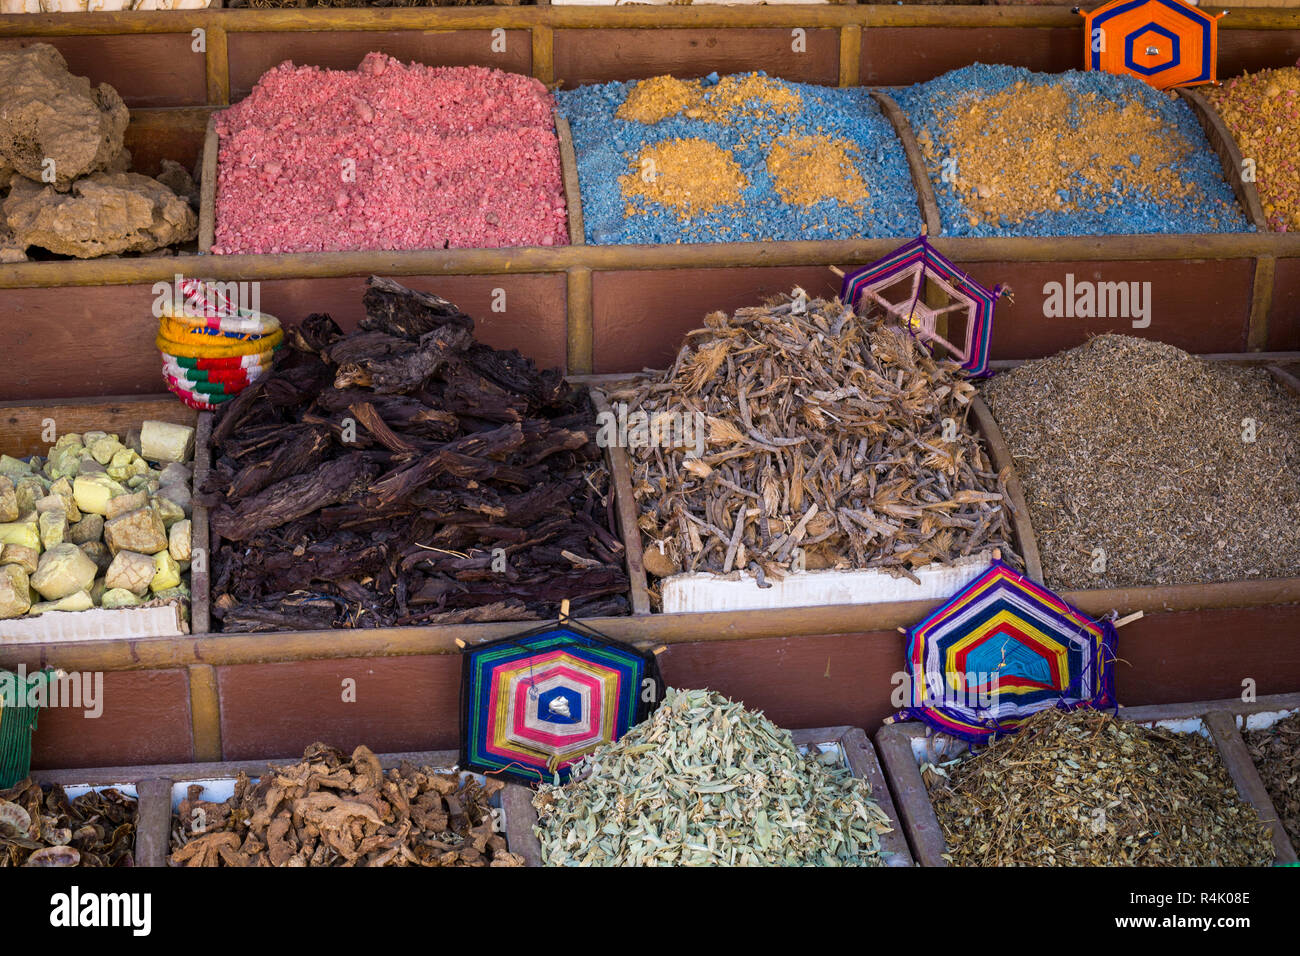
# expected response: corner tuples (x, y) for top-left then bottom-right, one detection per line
(0, 779), (136, 866)
(925, 708), (1275, 866)
(982, 334), (1300, 589)
(1244, 712), (1300, 849)
(169, 743), (523, 867)
(614, 291), (1020, 584)
(532, 687), (896, 866)
(204, 277), (629, 631)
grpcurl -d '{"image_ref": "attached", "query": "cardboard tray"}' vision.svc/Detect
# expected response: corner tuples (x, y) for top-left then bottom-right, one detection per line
(874, 692), (1300, 867)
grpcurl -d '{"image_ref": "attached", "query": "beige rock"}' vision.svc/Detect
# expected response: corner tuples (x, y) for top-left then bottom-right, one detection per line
(0, 44), (128, 188)
(168, 519), (191, 562)
(38, 508), (66, 549)
(101, 587), (140, 609)
(48, 477), (80, 521)
(14, 477), (45, 515)
(0, 543), (38, 575)
(0, 564), (31, 619)
(103, 505), (167, 555)
(3, 171), (197, 258)
(0, 218), (26, 264)
(140, 421), (194, 464)
(0, 513), (39, 551)
(30, 542), (97, 600)
(154, 496), (185, 529)
(67, 513), (103, 545)
(73, 472), (126, 515)
(0, 476), (16, 522)
(105, 550), (154, 596)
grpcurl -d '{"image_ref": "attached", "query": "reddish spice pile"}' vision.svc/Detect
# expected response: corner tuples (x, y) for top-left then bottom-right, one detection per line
(213, 54), (568, 254)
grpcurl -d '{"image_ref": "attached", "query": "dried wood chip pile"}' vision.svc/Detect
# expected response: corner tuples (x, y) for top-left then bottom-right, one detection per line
(1244, 712), (1300, 849)
(532, 687), (895, 866)
(924, 708), (1275, 867)
(613, 291), (1020, 588)
(203, 277), (629, 631)
(0, 779), (136, 867)
(169, 743), (523, 867)
(982, 334), (1300, 590)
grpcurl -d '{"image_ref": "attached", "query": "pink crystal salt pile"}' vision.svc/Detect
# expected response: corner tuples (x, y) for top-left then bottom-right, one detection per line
(212, 54), (569, 254)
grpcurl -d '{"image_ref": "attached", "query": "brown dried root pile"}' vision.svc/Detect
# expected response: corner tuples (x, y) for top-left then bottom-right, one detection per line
(927, 708), (1275, 867)
(1244, 712), (1300, 849)
(168, 743), (523, 867)
(982, 334), (1300, 589)
(614, 291), (1020, 582)
(0, 779), (136, 867)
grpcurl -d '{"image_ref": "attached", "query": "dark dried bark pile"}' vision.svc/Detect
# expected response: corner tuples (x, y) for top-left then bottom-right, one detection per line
(202, 277), (629, 632)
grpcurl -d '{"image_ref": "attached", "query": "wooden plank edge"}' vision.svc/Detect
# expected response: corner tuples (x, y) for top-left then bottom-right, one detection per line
(1204, 708), (1299, 864)
(531, 21), (553, 85)
(566, 265), (593, 375)
(3, 7), (1295, 39)
(555, 112), (585, 247)
(1267, 362), (1300, 400)
(191, 411), (213, 636)
(969, 394), (1044, 582)
(133, 776), (173, 868)
(805, 725), (914, 866)
(837, 23), (861, 89)
(6, 233), (1300, 289)
(501, 780), (543, 867)
(1180, 88), (1268, 232)
(873, 723), (948, 867)
(187, 662), (222, 761)
(587, 389), (651, 616)
(204, 21), (229, 107)
(871, 88), (942, 237)
(198, 114), (217, 254)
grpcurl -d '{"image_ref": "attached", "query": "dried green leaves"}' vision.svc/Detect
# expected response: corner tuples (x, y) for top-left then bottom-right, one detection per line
(532, 687), (893, 866)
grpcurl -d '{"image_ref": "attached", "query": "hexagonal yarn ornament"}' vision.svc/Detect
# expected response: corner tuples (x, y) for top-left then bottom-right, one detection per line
(1081, 0), (1222, 90)
(892, 561), (1118, 743)
(840, 236), (1001, 377)
(460, 622), (662, 784)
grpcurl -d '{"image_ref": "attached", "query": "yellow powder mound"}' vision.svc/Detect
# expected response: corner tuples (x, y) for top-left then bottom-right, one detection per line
(917, 82), (1196, 227)
(616, 73), (803, 126)
(620, 139), (747, 217)
(618, 75), (703, 124)
(690, 73), (802, 122)
(768, 134), (869, 206)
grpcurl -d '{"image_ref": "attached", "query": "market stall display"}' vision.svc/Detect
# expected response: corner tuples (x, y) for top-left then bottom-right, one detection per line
(169, 743), (524, 867)
(612, 290), (1021, 609)
(896, 64), (1251, 236)
(981, 334), (1300, 590)
(0, 420), (195, 626)
(531, 688), (906, 866)
(211, 54), (568, 254)
(0, 778), (137, 867)
(203, 277), (630, 631)
(0, 45), (198, 261)
(558, 73), (921, 244)
(1206, 67), (1300, 232)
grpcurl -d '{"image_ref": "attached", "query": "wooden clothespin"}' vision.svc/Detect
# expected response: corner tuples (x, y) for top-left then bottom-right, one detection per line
(454, 639), (467, 649)
(829, 265), (845, 278)
(1113, 610), (1144, 629)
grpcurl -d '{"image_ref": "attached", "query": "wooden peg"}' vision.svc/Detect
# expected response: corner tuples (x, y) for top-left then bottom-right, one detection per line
(1113, 610), (1144, 629)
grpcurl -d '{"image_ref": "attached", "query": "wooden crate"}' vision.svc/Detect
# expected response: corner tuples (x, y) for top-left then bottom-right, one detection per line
(505, 725), (915, 866)
(0, 395), (210, 641)
(875, 692), (1300, 866)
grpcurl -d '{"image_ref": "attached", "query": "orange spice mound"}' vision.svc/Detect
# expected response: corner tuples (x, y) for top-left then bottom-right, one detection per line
(917, 82), (1196, 227)
(617, 75), (703, 124)
(620, 139), (747, 217)
(767, 134), (869, 206)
